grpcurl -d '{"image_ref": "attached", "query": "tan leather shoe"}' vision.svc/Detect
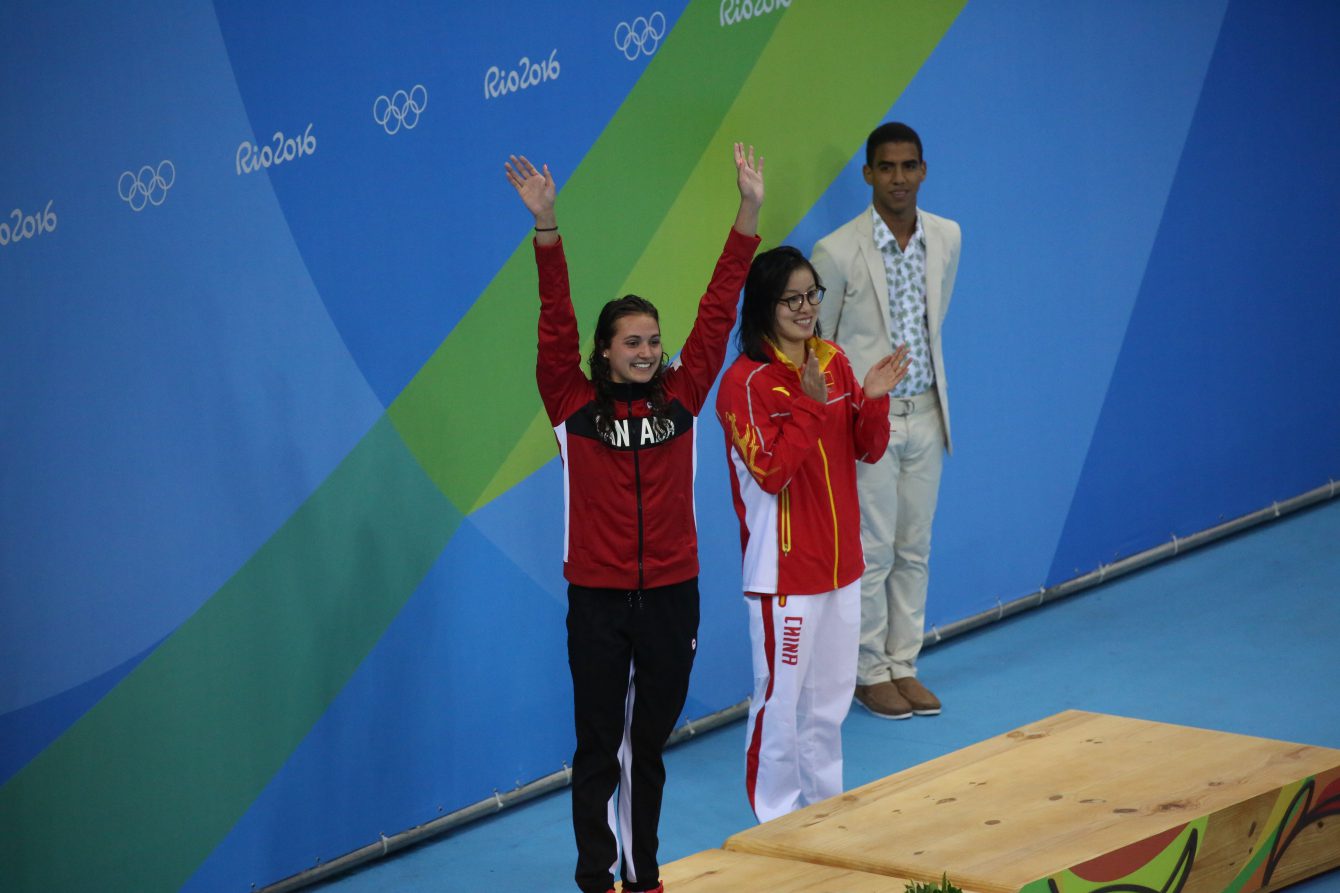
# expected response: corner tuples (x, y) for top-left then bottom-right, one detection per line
(894, 676), (941, 715)
(853, 681), (912, 719)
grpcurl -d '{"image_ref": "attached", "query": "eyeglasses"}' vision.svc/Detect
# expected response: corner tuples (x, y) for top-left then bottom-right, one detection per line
(776, 286), (825, 312)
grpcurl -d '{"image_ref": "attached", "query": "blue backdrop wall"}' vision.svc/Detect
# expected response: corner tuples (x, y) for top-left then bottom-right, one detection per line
(2, 2), (1337, 890)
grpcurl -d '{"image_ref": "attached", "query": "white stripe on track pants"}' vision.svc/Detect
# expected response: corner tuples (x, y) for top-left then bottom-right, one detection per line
(743, 580), (859, 823)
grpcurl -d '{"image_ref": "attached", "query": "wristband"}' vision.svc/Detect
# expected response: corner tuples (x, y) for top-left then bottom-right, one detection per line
(534, 225), (558, 232)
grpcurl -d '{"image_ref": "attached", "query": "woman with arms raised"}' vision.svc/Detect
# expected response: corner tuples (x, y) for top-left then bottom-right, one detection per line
(506, 144), (764, 893)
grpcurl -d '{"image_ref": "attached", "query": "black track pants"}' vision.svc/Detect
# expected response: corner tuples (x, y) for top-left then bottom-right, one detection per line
(567, 578), (699, 893)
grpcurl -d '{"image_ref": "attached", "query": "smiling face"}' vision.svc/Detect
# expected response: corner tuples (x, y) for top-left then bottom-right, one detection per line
(771, 265), (820, 358)
(602, 313), (663, 384)
(863, 140), (925, 226)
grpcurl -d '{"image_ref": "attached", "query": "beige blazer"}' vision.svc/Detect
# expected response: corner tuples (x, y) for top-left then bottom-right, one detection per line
(812, 207), (961, 454)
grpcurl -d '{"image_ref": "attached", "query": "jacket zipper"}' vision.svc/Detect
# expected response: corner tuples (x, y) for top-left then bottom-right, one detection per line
(628, 390), (645, 591)
(816, 439), (839, 590)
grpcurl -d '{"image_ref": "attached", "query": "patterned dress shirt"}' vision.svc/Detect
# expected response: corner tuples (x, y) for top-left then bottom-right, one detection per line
(871, 208), (934, 397)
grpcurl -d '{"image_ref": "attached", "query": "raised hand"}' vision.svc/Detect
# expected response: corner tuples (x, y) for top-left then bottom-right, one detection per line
(863, 344), (912, 400)
(734, 142), (764, 208)
(801, 353), (828, 404)
(732, 142), (764, 235)
(504, 154), (556, 226)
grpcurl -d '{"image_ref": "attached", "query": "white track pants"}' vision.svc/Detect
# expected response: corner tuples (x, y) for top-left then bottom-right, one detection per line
(742, 581), (859, 823)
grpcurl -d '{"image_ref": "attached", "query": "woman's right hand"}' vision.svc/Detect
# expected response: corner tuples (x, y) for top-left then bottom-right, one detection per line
(504, 155), (557, 231)
(801, 354), (828, 404)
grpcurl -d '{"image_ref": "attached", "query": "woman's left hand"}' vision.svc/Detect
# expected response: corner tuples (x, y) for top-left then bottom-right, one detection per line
(732, 143), (764, 235)
(863, 345), (911, 400)
(734, 142), (764, 209)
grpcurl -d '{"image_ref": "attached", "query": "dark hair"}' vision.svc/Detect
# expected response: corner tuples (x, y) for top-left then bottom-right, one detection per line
(587, 294), (669, 436)
(866, 121), (923, 166)
(737, 246), (823, 363)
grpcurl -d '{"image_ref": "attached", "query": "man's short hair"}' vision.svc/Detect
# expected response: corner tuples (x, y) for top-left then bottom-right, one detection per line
(866, 122), (923, 166)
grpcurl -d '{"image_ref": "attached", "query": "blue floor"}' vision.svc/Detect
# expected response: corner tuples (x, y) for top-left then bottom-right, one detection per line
(315, 498), (1340, 892)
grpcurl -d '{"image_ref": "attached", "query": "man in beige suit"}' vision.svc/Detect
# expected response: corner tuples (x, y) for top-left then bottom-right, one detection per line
(812, 122), (960, 720)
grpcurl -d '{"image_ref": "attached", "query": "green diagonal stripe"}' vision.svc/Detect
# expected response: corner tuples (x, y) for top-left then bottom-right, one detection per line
(0, 416), (461, 891)
(392, 0), (967, 513)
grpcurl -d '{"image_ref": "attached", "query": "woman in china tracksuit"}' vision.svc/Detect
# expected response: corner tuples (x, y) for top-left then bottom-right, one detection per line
(506, 146), (763, 893)
(715, 246), (908, 823)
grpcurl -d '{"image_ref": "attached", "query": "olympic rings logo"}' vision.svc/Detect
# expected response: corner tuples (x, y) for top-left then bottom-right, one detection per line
(117, 160), (175, 212)
(373, 84), (427, 134)
(614, 12), (666, 61)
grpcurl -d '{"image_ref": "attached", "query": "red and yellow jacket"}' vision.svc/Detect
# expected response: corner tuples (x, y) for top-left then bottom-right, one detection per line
(715, 338), (889, 596)
(535, 227), (760, 590)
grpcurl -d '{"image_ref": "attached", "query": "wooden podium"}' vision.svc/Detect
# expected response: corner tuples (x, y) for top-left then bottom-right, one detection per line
(657, 847), (924, 891)
(656, 711), (1340, 893)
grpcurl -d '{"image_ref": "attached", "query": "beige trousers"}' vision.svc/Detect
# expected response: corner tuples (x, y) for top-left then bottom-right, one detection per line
(855, 388), (945, 686)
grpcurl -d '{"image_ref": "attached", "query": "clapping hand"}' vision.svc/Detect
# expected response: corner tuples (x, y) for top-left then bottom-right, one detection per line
(863, 344), (912, 400)
(801, 352), (828, 404)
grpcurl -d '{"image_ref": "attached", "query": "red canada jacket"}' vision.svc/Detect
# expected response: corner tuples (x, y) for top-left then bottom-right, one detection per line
(535, 227), (760, 590)
(716, 338), (890, 596)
